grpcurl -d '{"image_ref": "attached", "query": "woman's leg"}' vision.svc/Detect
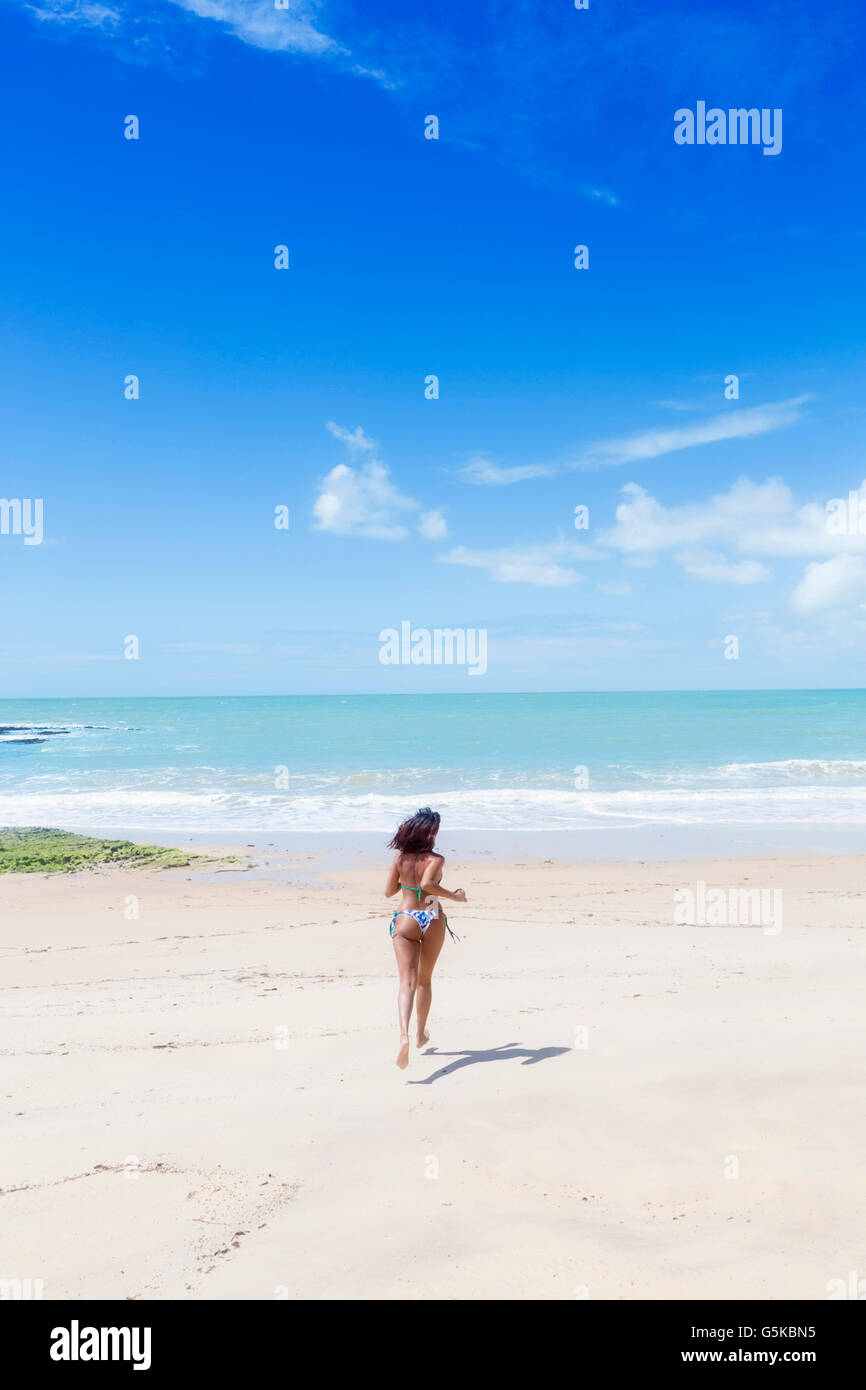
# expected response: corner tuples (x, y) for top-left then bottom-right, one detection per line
(392, 921), (421, 1069)
(415, 915), (446, 1046)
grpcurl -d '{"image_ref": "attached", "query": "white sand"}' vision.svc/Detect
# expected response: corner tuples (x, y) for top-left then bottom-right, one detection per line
(1, 850), (863, 1300)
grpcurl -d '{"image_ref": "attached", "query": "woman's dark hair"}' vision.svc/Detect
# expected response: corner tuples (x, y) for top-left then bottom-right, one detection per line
(389, 806), (440, 855)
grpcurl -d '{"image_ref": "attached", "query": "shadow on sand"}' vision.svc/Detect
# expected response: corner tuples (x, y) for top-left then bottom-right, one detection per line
(407, 1040), (570, 1085)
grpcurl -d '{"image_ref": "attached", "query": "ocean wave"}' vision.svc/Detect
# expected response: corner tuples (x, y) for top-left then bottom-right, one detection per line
(3, 783), (866, 833)
(712, 759), (866, 782)
(628, 759), (866, 786)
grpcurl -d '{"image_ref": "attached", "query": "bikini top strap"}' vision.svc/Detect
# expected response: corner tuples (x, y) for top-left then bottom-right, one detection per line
(398, 853), (424, 900)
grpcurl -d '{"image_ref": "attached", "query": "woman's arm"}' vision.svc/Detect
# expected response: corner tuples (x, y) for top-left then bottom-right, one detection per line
(431, 884), (467, 902)
(384, 857), (401, 898)
(420, 856), (467, 903)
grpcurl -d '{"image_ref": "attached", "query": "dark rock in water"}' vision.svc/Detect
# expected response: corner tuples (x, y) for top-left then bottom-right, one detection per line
(0, 724), (69, 737)
(5, 737), (46, 744)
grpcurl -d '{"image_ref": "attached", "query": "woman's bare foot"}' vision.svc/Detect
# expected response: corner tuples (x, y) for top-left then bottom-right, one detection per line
(396, 1037), (410, 1070)
(415, 1029), (430, 1048)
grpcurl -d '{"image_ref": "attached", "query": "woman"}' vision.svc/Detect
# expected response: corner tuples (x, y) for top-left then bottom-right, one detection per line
(384, 807), (467, 1070)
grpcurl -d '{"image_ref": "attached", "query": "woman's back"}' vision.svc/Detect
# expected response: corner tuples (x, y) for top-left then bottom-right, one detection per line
(396, 850), (442, 904)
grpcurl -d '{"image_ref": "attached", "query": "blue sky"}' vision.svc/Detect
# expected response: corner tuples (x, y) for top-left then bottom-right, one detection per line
(1, 0), (865, 695)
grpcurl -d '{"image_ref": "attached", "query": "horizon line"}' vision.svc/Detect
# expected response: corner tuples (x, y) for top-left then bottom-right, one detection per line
(1, 688), (864, 701)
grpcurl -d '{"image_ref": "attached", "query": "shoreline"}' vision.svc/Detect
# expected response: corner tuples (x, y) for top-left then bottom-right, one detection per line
(6, 821), (864, 866)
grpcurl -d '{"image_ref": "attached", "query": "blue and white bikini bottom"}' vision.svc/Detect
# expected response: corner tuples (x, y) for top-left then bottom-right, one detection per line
(389, 905), (439, 937)
(389, 905), (459, 942)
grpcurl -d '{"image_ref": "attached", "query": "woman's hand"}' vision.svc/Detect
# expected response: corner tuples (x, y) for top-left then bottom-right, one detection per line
(453, 888), (467, 903)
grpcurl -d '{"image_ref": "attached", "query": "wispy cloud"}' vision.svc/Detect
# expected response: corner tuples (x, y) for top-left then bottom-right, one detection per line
(675, 550), (771, 586)
(439, 538), (587, 588)
(325, 420), (376, 457)
(458, 454), (556, 486)
(18, 3), (853, 199)
(32, 0), (339, 54)
(653, 398), (716, 413)
(163, 640), (260, 654)
(169, 0), (340, 58)
(576, 396), (810, 469)
(23, 0), (391, 80)
(28, 0), (121, 27)
(581, 185), (620, 207)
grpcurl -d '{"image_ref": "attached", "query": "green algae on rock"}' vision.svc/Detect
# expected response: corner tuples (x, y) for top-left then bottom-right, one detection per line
(0, 827), (216, 874)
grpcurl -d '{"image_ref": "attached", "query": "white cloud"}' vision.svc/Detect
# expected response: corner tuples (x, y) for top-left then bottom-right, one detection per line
(603, 478), (794, 554)
(790, 554), (866, 615)
(313, 424), (445, 541)
(602, 475), (866, 616)
(748, 481), (866, 558)
(582, 186), (620, 206)
(605, 477), (866, 561)
(439, 539), (586, 588)
(577, 396), (809, 469)
(458, 455), (556, 486)
(325, 420), (376, 457)
(28, 0), (336, 52)
(28, 1), (121, 26)
(25, 1), (394, 80)
(169, 0), (339, 57)
(313, 461), (416, 539)
(598, 580), (633, 596)
(675, 550), (770, 586)
(164, 641), (259, 654)
(418, 509), (448, 540)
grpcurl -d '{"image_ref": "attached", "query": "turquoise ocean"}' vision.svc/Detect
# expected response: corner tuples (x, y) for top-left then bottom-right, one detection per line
(1, 692), (865, 849)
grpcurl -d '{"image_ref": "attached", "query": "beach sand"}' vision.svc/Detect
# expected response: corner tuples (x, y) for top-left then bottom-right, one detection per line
(1, 847), (863, 1301)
